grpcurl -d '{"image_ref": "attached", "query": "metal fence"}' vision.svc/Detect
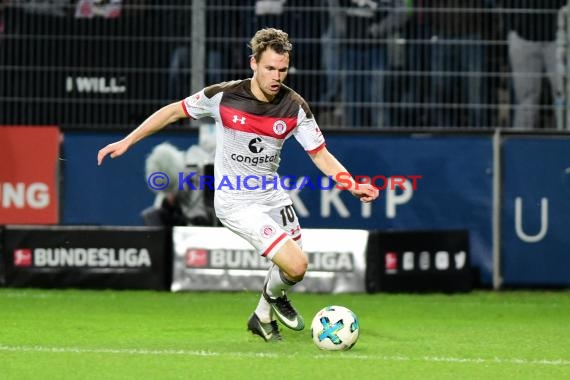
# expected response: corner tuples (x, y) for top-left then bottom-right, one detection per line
(1, 0), (569, 130)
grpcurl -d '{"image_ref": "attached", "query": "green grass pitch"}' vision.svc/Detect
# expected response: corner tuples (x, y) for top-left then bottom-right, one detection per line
(0, 289), (568, 380)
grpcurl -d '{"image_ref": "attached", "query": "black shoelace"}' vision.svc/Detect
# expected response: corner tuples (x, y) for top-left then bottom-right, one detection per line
(275, 296), (296, 318)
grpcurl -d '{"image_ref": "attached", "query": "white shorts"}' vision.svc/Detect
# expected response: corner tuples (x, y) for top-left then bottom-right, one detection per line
(218, 204), (302, 260)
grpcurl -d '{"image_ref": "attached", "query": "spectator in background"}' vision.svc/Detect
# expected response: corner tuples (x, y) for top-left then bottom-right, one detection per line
(385, 0), (423, 127)
(340, 0), (409, 128)
(502, 0), (567, 130)
(319, 0), (344, 126)
(0, 0), (7, 77)
(253, 0), (326, 102)
(253, 0), (287, 30)
(74, 0), (122, 18)
(0, 1), (7, 41)
(425, 0), (496, 128)
(0, 0), (72, 125)
(206, 0), (249, 85)
(0, 0), (7, 122)
(162, 0), (192, 100)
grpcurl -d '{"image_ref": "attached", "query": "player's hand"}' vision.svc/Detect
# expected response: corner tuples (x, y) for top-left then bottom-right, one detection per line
(97, 139), (130, 166)
(350, 183), (380, 203)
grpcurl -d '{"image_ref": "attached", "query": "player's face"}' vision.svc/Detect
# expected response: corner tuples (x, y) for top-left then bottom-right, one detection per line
(250, 48), (289, 102)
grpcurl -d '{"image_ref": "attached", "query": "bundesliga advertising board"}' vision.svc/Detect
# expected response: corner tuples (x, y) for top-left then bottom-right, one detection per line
(2, 226), (170, 290)
(171, 227), (369, 294)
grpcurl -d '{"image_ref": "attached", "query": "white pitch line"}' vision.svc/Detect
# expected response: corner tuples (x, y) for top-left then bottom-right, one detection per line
(0, 291), (565, 308)
(0, 345), (568, 366)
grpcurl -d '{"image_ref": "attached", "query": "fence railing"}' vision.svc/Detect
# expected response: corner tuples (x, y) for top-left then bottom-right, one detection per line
(1, 1), (569, 130)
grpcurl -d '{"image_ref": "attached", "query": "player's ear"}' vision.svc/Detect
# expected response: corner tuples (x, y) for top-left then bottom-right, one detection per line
(250, 56), (257, 73)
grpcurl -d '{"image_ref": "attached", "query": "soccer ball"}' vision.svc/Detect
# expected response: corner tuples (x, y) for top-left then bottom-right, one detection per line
(310, 305), (360, 351)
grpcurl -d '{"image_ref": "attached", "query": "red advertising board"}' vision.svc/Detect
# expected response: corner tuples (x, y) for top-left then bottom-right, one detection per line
(0, 126), (60, 224)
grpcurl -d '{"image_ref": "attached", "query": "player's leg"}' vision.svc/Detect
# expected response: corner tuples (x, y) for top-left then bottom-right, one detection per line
(261, 240), (307, 331)
(219, 207), (290, 341)
(248, 243), (305, 341)
(257, 205), (306, 330)
(508, 30), (542, 129)
(270, 239), (307, 281)
(252, 204), (306, 332)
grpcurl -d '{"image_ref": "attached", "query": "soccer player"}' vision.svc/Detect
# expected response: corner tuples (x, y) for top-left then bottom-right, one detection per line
(97, 28), (379, 341)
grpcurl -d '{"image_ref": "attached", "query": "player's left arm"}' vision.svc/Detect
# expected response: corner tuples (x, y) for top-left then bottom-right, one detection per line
(97, 101), (187, 166)
(309, 147), (379, 203)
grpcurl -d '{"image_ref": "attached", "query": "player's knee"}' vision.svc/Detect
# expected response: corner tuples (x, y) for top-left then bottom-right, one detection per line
(287, 256), (308, 281)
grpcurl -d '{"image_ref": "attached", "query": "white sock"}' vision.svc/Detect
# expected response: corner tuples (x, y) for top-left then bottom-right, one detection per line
(254, 295), (273, 323)
(255, 264), (276, 323)
(255, 264), (299, 323)
(265, 263), (297, 298)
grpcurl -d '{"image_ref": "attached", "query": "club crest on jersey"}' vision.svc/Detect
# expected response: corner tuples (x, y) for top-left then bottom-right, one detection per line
(261, 225), (276, 239)
(273, 120), (287, 135)
(232, 115), (246, 124)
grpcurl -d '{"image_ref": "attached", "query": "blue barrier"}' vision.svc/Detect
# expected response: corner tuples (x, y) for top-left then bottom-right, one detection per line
(279, 134), (493, 285)
(61, 130), (198, 226)
(501, 137), (570, 286)
(62, 130), (570, 286)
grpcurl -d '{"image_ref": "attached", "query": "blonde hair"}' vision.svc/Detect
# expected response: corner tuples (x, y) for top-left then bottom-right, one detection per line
(249, 28), (293, 62)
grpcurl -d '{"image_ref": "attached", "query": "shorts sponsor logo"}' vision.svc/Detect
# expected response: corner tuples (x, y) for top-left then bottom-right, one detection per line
(289, 225), (301, 237)
(261, 225), (276, 239)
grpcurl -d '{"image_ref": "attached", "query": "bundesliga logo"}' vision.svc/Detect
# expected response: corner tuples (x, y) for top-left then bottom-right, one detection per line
(13, 247), (152, 268)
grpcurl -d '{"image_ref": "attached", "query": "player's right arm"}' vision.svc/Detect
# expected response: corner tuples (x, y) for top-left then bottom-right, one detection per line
(97, 101), (187, 166)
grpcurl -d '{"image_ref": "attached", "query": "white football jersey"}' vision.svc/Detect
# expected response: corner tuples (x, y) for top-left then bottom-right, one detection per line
(182, 79), (325, 218)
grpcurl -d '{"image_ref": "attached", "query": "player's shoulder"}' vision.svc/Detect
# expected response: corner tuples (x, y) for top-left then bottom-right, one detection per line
(204, 79), (248, 99)
(280, 84), (314, 119)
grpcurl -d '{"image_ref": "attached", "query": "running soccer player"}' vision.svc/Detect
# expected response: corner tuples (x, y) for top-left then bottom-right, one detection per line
(97, 28), (379, 342)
